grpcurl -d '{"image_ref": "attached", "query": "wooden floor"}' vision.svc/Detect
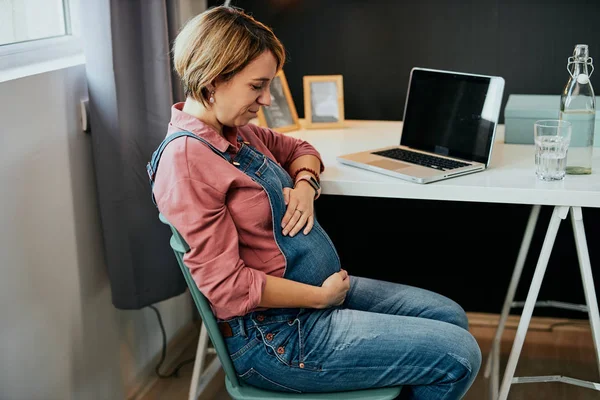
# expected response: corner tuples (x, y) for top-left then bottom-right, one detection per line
(138, 313), (599, 400)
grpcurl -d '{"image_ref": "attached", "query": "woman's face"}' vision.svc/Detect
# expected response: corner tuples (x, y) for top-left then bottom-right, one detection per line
(212, 51), (277, 127)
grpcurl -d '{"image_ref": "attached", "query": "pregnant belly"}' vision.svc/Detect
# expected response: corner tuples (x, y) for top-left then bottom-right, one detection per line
(280, 223), (341, 287)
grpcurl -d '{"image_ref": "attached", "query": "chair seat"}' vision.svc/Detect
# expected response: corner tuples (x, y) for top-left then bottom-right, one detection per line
(226, 377), (402, 400)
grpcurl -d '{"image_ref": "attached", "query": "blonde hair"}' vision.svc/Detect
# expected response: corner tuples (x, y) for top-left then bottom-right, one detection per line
(173, 6), (286, 106)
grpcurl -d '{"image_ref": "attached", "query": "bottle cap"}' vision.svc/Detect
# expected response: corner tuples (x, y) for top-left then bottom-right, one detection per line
(577, 73), (590, 84)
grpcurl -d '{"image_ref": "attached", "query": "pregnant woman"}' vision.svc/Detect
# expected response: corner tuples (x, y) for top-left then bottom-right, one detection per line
(148, 5), (481, 399)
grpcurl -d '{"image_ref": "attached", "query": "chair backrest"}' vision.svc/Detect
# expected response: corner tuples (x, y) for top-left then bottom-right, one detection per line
(158, 213), (241, 388)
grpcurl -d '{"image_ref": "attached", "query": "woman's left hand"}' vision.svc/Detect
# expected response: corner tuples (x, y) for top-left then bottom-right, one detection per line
(281, 183), (315, 237)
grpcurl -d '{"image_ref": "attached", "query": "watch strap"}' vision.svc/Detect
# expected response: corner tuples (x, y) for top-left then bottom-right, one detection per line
(294, 175), (321, 199)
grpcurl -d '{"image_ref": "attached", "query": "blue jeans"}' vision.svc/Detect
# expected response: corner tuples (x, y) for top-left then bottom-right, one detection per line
(224, 276), (481, 399)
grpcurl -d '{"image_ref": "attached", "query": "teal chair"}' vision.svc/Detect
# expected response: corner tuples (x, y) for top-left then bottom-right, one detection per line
(158, 213), (402, 400)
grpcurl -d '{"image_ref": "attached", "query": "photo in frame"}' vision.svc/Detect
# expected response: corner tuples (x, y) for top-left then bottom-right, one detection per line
(303, 75), (345, 129)
(256, 70), (300, 133)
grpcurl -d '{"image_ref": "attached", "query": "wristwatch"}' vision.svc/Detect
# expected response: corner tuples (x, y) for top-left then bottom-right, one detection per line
(295, 174), (321, 199)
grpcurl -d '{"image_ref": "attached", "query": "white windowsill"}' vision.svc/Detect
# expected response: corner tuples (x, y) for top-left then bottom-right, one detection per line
(0, 36), (86, 83)
(0, 53), (86, 83)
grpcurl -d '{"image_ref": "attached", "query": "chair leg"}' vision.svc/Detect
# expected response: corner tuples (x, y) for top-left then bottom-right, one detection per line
(188, 321), (210, 400)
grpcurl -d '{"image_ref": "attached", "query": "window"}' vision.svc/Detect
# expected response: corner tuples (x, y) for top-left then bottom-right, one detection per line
(0, 0), (82, 82)
(0, 0), (70, 46)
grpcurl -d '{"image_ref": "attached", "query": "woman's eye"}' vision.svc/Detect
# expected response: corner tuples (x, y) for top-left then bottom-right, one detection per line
(252, 85), (263, 91)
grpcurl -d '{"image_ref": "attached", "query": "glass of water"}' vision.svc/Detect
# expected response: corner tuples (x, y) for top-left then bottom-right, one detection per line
(534, 120), (572, 181)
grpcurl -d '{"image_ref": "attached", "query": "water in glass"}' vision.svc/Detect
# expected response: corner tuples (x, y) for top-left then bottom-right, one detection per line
(535, 135), (569, 180)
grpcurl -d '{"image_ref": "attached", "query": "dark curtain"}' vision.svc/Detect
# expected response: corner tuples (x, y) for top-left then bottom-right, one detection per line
(80, 0), (189, 309)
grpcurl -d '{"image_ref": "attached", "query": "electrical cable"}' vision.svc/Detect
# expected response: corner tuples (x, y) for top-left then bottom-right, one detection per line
(148, 305), (196, 378)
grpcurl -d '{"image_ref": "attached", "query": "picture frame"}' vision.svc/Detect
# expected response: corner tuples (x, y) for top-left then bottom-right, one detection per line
(303, 75), (345, 129)
(256, 70), (301, 134)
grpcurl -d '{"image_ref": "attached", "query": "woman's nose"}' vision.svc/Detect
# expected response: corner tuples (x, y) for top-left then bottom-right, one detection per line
(258, 90), (271, 106)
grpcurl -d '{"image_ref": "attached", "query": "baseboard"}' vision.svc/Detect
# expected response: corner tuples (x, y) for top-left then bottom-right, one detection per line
(466, 311), (591, 332)
(127, 319), (201, 400)
(467, 311), (596, 364)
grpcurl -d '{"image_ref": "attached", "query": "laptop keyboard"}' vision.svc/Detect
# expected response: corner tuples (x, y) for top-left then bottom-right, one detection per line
(372, 148), (471, 170)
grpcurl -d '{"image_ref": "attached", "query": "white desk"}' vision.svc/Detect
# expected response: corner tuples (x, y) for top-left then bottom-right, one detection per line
(288, 119), (600, 400)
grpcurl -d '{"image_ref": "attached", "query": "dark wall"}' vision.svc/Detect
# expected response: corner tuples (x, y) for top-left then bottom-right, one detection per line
(212, 0), (600, 123)
(314, 196), (600, 320)
(208, 0), (600, 318)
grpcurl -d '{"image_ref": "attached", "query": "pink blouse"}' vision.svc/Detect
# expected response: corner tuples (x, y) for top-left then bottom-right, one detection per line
(153, 103), (324, 320)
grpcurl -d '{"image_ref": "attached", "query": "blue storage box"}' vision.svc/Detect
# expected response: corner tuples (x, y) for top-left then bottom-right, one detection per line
(504, 94), (600, 146)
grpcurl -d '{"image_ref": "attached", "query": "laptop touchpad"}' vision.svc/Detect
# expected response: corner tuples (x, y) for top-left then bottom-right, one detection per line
(369, 159), (411, 171)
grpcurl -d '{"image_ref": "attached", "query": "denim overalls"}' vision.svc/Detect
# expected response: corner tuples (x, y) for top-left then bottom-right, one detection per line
(147, 130), (342, 384)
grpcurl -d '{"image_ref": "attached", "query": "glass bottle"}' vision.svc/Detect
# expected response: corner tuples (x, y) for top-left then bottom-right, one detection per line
(560, 44), (595, 175)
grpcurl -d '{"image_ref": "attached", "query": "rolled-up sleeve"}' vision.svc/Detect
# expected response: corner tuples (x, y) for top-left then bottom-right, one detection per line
(158, 178), (267, 319)
(251, 126), (325, 173)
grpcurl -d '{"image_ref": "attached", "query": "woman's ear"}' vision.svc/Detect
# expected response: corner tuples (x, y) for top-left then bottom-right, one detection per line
(211, 75), (227, 89)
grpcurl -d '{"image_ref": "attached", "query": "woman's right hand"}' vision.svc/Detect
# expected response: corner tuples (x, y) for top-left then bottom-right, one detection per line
(319, 269), (350, 308)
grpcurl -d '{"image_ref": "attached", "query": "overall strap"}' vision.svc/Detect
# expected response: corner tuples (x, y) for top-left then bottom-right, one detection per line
(146, 131), (231, 207)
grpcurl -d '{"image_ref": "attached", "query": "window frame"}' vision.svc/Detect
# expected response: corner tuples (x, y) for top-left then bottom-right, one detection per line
(0, 0), (84, 82)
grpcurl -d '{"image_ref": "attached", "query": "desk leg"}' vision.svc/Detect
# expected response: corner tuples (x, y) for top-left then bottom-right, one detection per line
(485, 205), (541, 399)
(571, 207), (600, 374)
(497, 206), (570, 400)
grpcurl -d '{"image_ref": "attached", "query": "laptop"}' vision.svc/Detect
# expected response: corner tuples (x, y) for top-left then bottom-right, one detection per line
(337, 67), (505, 184)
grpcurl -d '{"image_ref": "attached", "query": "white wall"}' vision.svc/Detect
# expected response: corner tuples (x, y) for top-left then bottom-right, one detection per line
(0, 65), (193, 400)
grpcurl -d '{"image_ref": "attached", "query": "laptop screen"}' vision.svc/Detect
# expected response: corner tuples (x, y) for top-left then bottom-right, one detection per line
(400, 68), (503, 164)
